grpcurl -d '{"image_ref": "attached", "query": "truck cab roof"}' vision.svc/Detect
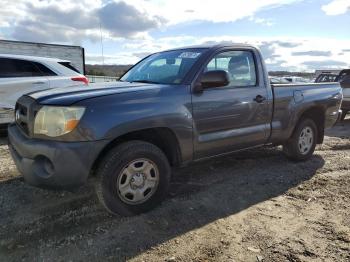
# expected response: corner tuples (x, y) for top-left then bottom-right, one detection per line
(162, 43), (256, 52)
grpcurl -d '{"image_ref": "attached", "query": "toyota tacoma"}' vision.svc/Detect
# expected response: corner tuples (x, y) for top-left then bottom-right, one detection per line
(8, 44), (343, 216)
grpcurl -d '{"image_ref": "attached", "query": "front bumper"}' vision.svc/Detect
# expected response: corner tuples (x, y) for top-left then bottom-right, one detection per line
(8, 123), (109, 189)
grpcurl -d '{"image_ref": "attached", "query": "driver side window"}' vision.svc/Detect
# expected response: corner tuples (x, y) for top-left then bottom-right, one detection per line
(206, 51), (257, 87)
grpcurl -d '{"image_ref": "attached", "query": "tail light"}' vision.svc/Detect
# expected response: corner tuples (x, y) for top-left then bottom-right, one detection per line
(71, 76), (89, 85)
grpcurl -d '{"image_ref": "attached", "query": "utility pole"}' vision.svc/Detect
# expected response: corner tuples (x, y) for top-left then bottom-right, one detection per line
(99, 22), (105, 67)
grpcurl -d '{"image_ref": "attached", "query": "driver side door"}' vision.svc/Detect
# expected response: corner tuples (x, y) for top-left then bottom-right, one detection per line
(192, 49), (271, 159)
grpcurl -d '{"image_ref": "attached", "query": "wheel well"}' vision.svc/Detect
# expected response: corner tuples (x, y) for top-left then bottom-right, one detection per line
(299, 107), (325, 144)
(91, 128), (182, 175)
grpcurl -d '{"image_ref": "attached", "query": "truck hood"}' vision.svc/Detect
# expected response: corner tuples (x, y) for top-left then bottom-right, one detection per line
(28, 81), (163, 106)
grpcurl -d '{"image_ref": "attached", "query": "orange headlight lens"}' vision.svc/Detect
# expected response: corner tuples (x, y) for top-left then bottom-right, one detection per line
(34, 106), (85, 137)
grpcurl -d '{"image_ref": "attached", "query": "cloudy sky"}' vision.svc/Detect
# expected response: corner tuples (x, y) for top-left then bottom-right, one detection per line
(0, 0), (350, 71)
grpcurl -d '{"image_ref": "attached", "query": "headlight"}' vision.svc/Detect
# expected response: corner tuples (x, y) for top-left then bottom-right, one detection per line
(34, 106), (85, 137)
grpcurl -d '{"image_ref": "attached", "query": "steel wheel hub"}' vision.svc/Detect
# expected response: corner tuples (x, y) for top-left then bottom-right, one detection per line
(131, 173), (145, 188)
(298, 126), (314, 155)
(117, 158), (159, 205)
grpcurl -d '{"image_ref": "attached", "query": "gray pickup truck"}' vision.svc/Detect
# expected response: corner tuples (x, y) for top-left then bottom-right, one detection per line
(8, 44), (342, 216)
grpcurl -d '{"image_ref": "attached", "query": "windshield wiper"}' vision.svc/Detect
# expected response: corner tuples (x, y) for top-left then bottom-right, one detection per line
(131, 80), (161, 84)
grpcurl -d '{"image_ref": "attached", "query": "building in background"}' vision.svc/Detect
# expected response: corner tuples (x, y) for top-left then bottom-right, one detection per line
(0, 40), (85, 74)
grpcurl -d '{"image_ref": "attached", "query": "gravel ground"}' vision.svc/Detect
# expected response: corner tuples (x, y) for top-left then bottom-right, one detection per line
(0, 120), (349, 262)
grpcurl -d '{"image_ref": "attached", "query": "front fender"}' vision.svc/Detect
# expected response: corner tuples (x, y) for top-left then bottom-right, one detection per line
(75, 85), (194, 163)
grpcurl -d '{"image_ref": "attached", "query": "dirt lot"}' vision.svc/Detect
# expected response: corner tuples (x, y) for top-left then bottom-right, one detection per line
(0, 121), (349, 262)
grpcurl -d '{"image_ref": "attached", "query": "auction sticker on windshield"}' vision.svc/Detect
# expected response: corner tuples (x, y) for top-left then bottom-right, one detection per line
(178, 52), (201, 59)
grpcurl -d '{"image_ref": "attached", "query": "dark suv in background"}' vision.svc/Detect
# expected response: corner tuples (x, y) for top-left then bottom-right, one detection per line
(337, 70), (350, 120)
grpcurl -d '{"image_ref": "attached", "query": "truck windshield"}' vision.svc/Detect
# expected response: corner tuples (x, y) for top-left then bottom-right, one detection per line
(121, 49), (207, 85)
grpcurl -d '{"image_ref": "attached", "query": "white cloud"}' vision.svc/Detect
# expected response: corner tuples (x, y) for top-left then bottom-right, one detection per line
(249, 17), (275, 27)
(0, 0), (300, 43)
(88, 35), (350, 71)
(1, 0), (165, 43)
(128, 0), (299, 24)
(1, 0), (349, 71)
(321, 0), (350, 15)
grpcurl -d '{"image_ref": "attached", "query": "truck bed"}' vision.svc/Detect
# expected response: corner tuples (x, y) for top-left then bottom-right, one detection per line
(270, 82), (342, 144)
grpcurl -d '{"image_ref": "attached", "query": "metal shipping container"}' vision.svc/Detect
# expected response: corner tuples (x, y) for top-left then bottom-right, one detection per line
(0, 40), (85, 74)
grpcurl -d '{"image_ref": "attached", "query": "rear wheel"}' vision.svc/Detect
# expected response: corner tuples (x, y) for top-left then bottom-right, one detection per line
(283, 118), (318, 161)
(340, 110), (348, 121)
(95, 141), (171, 216)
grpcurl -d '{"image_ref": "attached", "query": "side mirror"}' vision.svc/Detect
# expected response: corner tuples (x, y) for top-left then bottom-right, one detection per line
(340, 75), (350, 89)
(200, 70), (230, 89)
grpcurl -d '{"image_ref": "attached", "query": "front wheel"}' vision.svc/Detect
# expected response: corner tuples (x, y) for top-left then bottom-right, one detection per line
(283, 118), (318, 161)
(95, 141), (171, 216)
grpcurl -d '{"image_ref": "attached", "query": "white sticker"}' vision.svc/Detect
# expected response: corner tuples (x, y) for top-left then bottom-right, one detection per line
(178, 52), (201, 59)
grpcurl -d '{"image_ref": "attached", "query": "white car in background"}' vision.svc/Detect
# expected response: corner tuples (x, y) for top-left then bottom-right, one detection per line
(0, 54), (88, 126)
(269, 76), (290, 84)
(283, 76), (310, 84)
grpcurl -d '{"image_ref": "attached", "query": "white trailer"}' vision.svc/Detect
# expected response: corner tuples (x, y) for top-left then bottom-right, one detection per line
(0, 40), (85, 74)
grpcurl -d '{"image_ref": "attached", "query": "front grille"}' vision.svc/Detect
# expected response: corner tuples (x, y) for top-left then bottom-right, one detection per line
(16, 103), (29, 134)
(15, 96), (37, 136)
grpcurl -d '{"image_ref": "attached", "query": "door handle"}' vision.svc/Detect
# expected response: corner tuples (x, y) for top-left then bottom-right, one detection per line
(32, 81), (45, 85)
(254, 95), (266, 103)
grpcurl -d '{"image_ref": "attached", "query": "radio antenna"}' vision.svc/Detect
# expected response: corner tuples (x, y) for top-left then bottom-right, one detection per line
(99, 22), (105, 67)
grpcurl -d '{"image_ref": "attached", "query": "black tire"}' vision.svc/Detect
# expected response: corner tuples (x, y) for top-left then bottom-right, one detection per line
(0, 129), (7, 137)
(283, 118), (318, 161)
(95, 141), (171, 216)
(340, 110), (348, 121)
(0, 124), (8, 137)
